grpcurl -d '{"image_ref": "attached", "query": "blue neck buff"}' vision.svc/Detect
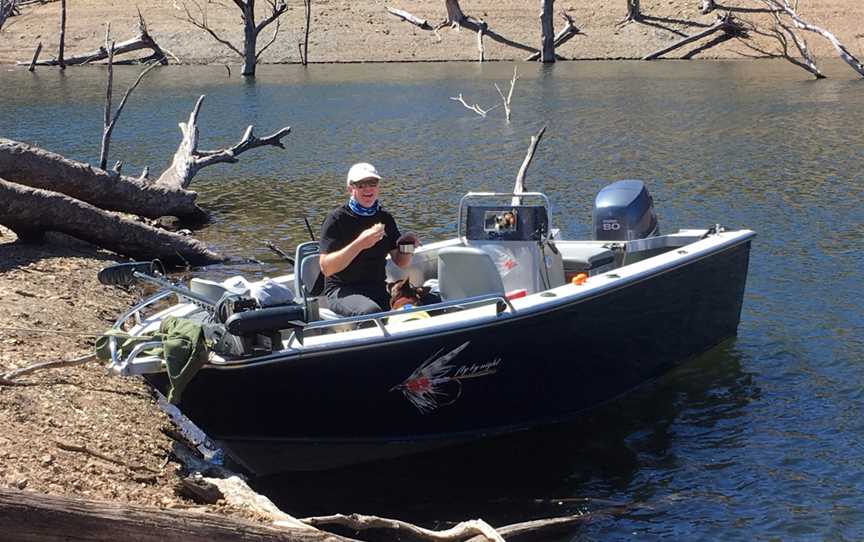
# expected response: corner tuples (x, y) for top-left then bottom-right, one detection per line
(348, 197), (379, 217)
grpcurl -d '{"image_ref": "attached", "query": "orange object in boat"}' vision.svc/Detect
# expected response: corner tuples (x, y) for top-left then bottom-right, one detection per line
(571, 273), (588, 285)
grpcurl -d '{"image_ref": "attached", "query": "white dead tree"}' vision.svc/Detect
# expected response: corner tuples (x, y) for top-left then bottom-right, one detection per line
(495, 67), (519, 122)
(760, 0), (864, 77)
(179, 0), (288, 77)
(734, 11), (824, 78)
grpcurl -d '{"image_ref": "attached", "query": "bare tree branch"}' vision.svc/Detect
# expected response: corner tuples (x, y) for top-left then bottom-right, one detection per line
(494, 66), (519, 122)
(155, 95), (291, 190)
(513, 126), (546, 205)
(449, 93), (499, 117)
(762, 0), (864, 76)
(176, 0), (243, 57)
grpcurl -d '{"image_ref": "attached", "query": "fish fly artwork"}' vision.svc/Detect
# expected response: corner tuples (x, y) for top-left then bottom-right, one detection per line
(391, 341), (501, 413)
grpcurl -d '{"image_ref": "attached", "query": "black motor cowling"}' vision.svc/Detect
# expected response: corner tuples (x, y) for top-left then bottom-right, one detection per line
(592, 180), (659, 241)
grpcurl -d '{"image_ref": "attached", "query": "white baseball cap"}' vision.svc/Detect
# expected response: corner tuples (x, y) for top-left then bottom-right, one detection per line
(346, 162), (382, 187)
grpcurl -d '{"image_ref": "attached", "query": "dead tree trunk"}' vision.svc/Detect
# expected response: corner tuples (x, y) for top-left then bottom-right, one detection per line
(58, 0), (66, 69)
(619, 0), (642, 25)
(539, 0), (555, 63)
(526, 11), (581, 61)
(154, 95), (292, 190)
(302, 0), (311, 65)
(0, 138), (201, 219)
(180, 0), (287, 78)
(0, 178), (222, 266)
(0, 487), (355, 542)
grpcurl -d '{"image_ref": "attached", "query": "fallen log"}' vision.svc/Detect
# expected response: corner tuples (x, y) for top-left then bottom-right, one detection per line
(0, 178), (222, 266)
(0, 487), (355, 542)
(642, 14), (736, 60)
(16, 12), (168, 66)
(0, 138), (202, 220)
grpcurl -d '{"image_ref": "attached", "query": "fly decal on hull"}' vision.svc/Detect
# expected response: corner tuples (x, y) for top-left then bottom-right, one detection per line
(390, 341), (501, 413)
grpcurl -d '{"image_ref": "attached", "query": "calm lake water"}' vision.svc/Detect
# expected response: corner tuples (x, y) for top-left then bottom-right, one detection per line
(2, 60), (863, 540)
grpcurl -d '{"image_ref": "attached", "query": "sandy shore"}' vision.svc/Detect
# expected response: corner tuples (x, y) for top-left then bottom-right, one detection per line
(0, 0), (861, 65)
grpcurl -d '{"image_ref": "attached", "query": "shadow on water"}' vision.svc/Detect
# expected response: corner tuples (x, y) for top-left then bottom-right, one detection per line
(253, 338), (756, 535)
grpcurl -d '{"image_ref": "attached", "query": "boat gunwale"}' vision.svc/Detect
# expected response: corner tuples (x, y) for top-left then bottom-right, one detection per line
(194, 228), (756, 369)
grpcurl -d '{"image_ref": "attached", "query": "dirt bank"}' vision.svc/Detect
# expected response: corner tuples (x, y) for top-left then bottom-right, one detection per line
(0, 0), (861, 65)
(0, 225), (259, 521)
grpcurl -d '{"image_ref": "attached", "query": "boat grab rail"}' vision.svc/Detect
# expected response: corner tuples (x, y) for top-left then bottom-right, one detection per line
(457, 191), (552, 245)
(286, 292), (516, 349)
(105, 282), (213, 372)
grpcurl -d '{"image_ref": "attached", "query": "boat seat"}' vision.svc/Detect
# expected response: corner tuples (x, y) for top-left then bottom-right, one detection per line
(293, 243), (340, 321)
(437, 246), (506, 301)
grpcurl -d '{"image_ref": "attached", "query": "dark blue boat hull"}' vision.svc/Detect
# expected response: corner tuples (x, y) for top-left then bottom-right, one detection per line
(148, 240), (752, 474)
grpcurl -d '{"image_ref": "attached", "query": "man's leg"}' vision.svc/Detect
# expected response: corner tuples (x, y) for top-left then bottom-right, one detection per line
(327, 287), (385, 317)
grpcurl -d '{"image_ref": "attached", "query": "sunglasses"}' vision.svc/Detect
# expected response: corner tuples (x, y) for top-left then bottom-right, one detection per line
(351, 179), (380, 189)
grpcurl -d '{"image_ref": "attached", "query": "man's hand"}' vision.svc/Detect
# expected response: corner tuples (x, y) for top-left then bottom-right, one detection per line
(356, 223), (386, 250)
(396, 232), (420, 246)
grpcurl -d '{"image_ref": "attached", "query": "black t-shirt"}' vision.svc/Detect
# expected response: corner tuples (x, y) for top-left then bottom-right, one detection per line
(319, 205), (400, 293)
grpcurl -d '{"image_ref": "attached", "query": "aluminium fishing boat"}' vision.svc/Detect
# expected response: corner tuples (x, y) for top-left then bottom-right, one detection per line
(100, 180), (755, 475)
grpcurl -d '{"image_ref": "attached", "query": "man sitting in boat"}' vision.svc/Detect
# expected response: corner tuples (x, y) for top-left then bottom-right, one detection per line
(318, 162), (420, 316)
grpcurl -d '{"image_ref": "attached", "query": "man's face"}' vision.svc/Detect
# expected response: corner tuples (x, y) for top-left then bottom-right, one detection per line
(349, 178), (380, 207)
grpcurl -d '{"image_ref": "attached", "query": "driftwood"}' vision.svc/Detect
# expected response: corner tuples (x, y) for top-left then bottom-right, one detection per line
(154, 95), (292, 190)
(19, 12), (168, 66)
(302, 515), (504, 542)
(2, 353), (94, 382)
(0, 487), (354, 542)
(512, 126), (546, 205)
(0, 138), (201, 219)
(643, 14), (740, 60)
(0, 178), (223, 265)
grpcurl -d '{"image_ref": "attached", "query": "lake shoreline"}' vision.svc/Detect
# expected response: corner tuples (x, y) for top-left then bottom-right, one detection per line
(1, 0), (860, 66)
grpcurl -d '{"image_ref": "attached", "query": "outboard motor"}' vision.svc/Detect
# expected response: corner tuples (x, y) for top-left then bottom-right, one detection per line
(592, 180), (659, 241)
